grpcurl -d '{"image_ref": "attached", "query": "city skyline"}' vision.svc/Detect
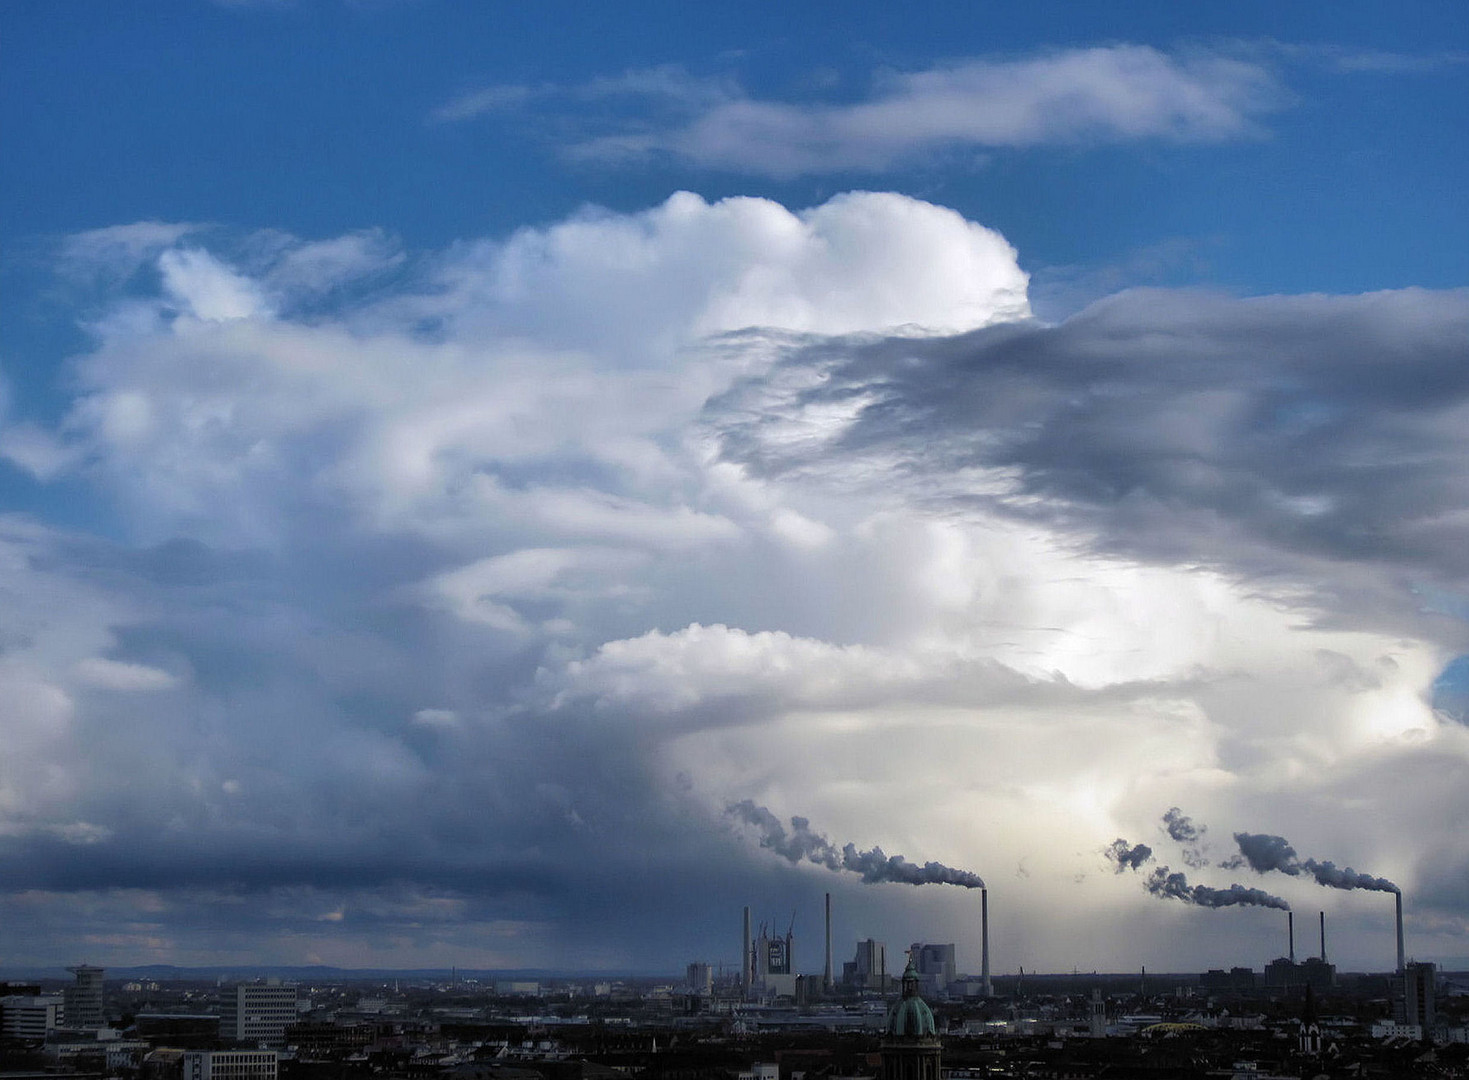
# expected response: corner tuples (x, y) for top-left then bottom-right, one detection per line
(2, 2), (1468, 973)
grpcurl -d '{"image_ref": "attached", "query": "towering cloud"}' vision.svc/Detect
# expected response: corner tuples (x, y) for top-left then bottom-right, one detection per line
(727, 801), (985, 888)
(1230, 833), (1399, 893)
(1, 188), (1465, 970)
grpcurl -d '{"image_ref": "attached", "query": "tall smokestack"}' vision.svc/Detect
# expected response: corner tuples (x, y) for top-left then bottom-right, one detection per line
(742, 906), (751, 994)
(1288, 910), (1295, 962)
(1320, 911), (1326, 962)
(1396, 892), (1405, 974)
(981, 887), (992, 998)
(824, 892), (833, 991)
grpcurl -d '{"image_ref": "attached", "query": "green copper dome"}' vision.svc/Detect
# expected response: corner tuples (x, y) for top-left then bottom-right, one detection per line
(885, 957), (937, 1038)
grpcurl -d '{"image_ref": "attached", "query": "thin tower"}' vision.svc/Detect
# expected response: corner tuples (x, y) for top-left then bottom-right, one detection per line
(980, 887), (992, 998)
(824, 892), (833, 991)
(742, 906), (752, 994)
(1396, 892), (1405, 974)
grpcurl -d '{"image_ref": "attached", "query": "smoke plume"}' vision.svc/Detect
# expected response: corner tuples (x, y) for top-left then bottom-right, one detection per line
(1230, 832), (1399, 893)
(1106, 838), (1154, 872)
(1162, 807), (1208, 868)
(727, 800), (985, 888)
(1145, 866), (1291, 910)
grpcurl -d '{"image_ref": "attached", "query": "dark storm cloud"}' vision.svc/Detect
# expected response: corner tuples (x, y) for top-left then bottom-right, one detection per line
(728, 800), (986, 888)
(1105, 838), (1154, 872)
(708, 288), (1469, 611)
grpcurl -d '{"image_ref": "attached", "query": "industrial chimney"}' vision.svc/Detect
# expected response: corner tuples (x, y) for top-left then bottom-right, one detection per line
(1396, 892), (1405, 974)
(1288, 910), (1295, 963)
(1319, 911), (1326, 962)
(742, 906), (751, 994)
(981, 887), (992, 998)
(824, 892), (833, 992)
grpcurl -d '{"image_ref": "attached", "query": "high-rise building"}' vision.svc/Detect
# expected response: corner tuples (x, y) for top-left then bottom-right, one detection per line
(1088, 988), (1107, 1038)
(221, 983), (299, 1047)
(0, 996), (65, 1040)
(183, 1050), (278, 1080)
(1400, 962), (1437, 1029)
(64, 965), (105, 1029)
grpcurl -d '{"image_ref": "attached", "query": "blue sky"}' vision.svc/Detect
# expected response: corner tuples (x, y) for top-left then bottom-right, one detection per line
(1, 1), (1468, 972)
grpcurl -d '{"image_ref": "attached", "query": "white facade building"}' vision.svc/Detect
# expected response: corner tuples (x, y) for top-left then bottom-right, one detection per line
(221, 984), (298, 1046)
(183, 1050), (278, 1080)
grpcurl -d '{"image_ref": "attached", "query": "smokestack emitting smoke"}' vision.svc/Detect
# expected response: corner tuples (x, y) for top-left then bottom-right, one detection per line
(981, 886), (992, 998)
(1145, 866), (1291, 910)
(1397, 891), (1405, 974)
(1289, 910), (1295, 962)
(727, 800), (986, 888)
(1230, 832), (1399, 893)
(824, 892), (833, 991)
(1231, 830), (1405, 973)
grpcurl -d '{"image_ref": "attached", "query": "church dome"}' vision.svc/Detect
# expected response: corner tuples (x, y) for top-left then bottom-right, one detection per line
(885, 958), (937, 1038)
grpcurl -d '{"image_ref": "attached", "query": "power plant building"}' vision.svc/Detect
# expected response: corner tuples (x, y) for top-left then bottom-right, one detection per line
(909, 942), (956, 995)
(844, 939), (889, 991)
(685, 962), (712, 996)
(748, 920), (797, 999)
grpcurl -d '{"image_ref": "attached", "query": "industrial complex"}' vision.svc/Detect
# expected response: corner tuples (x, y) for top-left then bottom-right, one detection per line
(3, 887), (1466, 1079)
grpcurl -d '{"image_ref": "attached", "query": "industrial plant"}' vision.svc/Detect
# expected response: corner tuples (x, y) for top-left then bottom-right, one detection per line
(2, 886), (1465, 1079)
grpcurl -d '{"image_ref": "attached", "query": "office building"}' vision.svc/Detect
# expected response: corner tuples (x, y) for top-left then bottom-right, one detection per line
(63, 965), (105, 1029)
(0, 996), (65, 1040)
(221, 983), (298, 1047)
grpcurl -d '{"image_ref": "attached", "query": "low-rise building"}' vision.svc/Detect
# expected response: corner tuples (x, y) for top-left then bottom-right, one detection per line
(1, 995), (65, 1040)
(182, 1049), (278, 1080)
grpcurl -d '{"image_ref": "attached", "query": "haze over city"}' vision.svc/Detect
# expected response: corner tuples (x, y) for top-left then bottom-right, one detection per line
(1, 1), (1467, 978)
